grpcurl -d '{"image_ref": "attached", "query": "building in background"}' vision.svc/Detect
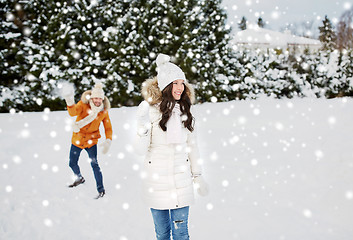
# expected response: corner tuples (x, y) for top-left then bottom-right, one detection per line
(232, 26), (321, 53)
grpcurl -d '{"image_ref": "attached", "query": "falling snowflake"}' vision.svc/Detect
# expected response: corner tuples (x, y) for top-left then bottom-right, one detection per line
(206, 203), (214, 210)
(53, 144), (61, 151)
(222, 180), (229, 187)
(303, 209), (312, 218)
(251, 159), (258, 166)
(13, 155), (22, 164)
(52, 166), (59, 173)
(44, 218), (53, 227)
(345, 191), (353, 200)
(122, 203), (130, 210)
(41, 163), (49, 171)
(5, 185), (13, 193)
(42, 200), (49, 207)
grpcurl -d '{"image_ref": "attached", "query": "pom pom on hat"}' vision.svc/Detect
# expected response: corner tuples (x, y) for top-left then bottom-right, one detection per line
(156, 53), (171, 66)
(156, 53), (186, 91)
(91, 82), (105, 99)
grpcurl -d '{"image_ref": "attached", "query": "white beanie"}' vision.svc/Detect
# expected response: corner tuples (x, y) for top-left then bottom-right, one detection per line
(156, 53), (186, 91)
(91, 82), (105, 99)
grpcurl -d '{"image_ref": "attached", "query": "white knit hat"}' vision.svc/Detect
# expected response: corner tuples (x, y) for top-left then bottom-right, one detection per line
(156, 53), (186, 91)
(91, 82), (105, 99)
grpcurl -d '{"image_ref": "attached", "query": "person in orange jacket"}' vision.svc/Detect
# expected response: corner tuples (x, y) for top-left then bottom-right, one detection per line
(62, 82), (112, 199)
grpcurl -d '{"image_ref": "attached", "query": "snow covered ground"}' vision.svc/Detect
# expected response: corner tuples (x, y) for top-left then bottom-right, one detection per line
(1, 98), (353, 240)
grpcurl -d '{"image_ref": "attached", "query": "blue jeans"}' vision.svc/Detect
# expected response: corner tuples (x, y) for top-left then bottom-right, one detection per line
(151, 207), (190, 240)
(69, 144), (104, 193)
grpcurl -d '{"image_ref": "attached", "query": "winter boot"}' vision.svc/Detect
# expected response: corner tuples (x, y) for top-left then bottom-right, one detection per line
(95, 190), (105, 199)
(68, 176), (85, 188)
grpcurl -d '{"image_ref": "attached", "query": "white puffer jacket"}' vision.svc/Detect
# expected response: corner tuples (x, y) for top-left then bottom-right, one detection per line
(135, 78), (202, 210)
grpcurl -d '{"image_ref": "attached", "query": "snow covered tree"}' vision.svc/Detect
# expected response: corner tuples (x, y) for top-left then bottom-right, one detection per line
(257, 17), (265, 28)
(239, 16), (247, 30)
(318, 15), (337, 51)
(0, 0), (130, 111)
(106, 0), (233, 103)
(1, 0), (234, 110)
(0, 0), (31, 111)
(330, 50), (353, 97)
(336, 7), (353, 51)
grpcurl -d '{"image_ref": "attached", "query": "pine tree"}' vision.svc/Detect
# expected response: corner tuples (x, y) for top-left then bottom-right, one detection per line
(239, 16), (247, 30)
(1, 0), (234, 110)
(0, 0), (130, 111)
(318, 15), (337, 51)
(257, 17), (265, 28)
(0, 0), (30, 111)
(106, 0), (233, 103)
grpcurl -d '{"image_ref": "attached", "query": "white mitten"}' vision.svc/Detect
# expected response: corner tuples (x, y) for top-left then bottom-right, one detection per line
(100, 139), (112, 154)
(64, 95), (75, 106)
(137, 101), (151, 136)
(61, 82), (75, 106)
(193, 176), (209, 196)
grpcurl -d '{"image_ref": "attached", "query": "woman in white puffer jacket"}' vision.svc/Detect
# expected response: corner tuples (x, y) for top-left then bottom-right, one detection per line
(135, 54), (209, 240)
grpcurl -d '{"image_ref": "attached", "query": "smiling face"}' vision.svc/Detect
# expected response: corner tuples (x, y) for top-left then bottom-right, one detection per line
(171, 79), (185, 100)
(91, 97), (103, 107)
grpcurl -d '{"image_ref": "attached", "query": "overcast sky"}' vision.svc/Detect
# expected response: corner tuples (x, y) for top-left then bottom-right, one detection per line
(221, 0), (352, 36)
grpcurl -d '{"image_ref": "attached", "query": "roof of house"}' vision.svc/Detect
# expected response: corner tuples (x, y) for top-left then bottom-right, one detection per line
(232, 27), (321, 48)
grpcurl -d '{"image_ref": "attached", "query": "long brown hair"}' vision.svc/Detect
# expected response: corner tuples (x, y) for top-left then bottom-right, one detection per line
(159, 83), (194, 132)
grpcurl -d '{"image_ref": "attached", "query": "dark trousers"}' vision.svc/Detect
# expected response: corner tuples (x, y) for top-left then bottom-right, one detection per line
(69, 144), (104, 193)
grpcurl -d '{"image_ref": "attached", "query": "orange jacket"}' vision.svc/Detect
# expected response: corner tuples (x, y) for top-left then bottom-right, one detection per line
(67, 100), (112, 149)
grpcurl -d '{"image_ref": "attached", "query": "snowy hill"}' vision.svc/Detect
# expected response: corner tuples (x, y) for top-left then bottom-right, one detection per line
(1, 98), (353, 240)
